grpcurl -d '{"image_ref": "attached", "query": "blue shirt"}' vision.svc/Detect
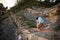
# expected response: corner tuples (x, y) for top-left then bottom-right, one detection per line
(37, 17), (44, 24)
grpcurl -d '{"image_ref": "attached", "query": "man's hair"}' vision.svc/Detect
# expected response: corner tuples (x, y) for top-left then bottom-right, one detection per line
(36, 17), (38, 20)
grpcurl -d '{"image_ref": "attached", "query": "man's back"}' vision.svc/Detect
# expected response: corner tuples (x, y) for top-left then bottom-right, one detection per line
(37, 17), (44, 24)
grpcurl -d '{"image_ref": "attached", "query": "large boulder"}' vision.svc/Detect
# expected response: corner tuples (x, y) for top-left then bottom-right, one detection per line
(0, 14), (17, 40)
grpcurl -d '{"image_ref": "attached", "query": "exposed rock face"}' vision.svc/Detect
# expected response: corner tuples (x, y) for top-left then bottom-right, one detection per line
(17, 3), (60, 30)
(17, 28), (60, 40)
(0, 13), (17, 40)
(14, 3), (60, 40)
(15, 7), (55, 28)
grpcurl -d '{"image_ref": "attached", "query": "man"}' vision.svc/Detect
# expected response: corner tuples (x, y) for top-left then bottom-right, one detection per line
(32, 17), (45, 31)
(36, 17), (45, 31)
(32, 16), (50, 32)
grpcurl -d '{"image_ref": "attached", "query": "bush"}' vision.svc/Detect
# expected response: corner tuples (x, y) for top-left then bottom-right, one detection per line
(26, 21), (36, 28)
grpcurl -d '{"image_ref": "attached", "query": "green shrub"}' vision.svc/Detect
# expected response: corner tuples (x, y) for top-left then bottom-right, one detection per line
(26, 21), (36, 28)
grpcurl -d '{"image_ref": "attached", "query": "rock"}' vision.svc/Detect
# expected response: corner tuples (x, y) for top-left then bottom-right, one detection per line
(0, 17), (17, 40)
(17, 28), (53, 40)
(18, 35), (27, 40)
(28, 33), (48, 40)
(18, 35), (22, 40)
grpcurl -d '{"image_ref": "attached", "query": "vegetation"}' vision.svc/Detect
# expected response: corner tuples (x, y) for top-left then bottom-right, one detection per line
(0, 3), (8, 22)
(39, 0), (60, 7)
(10, 0), (60, 12)
(26, 20), (36, 28)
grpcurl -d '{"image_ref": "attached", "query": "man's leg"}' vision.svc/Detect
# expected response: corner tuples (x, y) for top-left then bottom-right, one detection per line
(40, 24), (45, 30)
